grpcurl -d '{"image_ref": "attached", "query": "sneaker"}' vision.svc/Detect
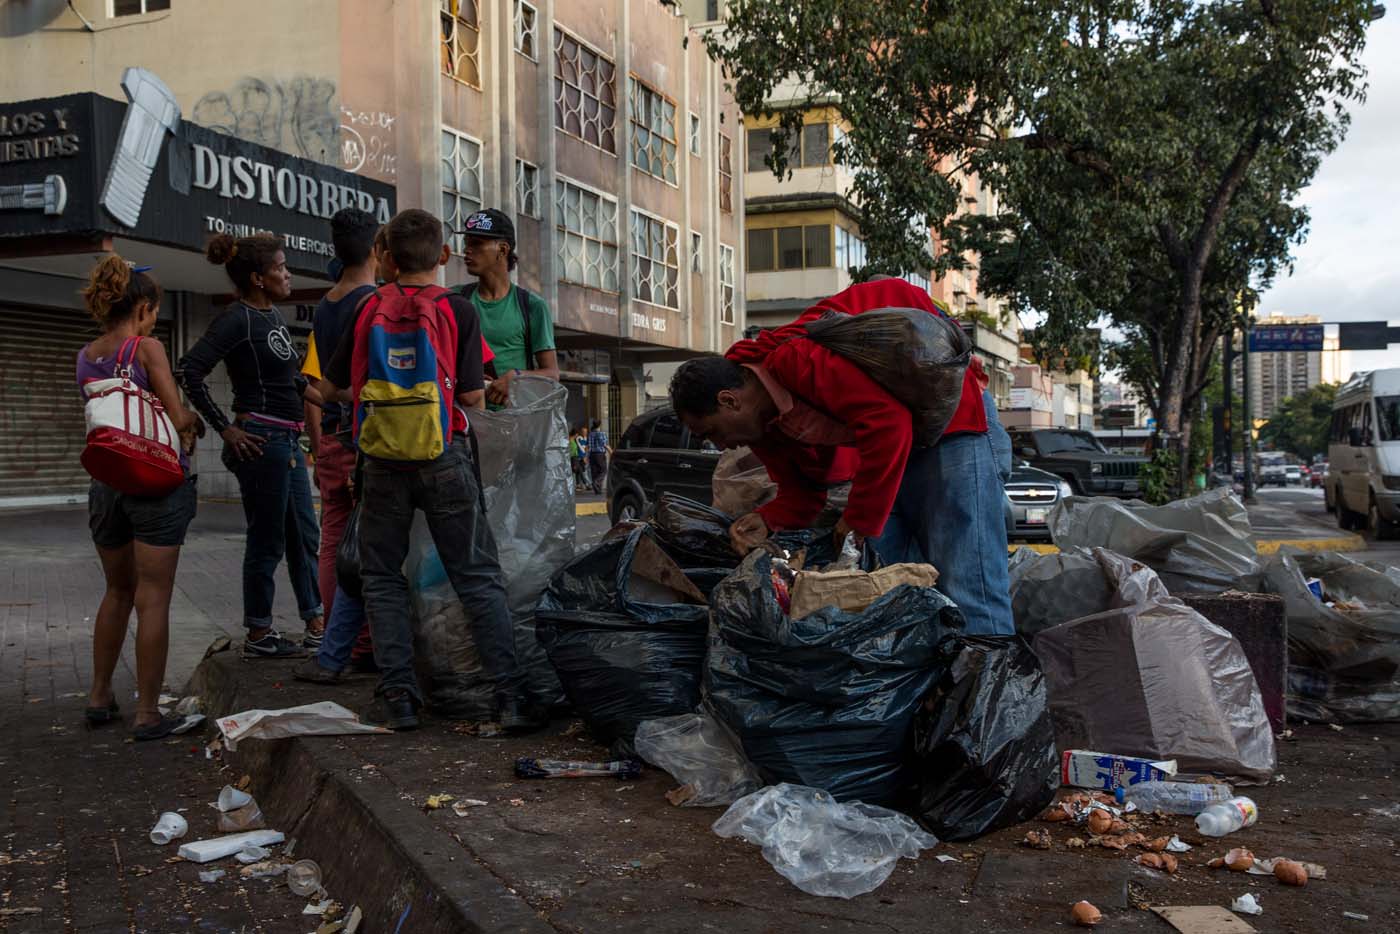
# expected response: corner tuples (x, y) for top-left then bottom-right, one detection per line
(497, 695), (549, 735)
(363, 689), (419, 731)
(243, 631), (308, 659)
(292, 658), (342, 684)
(302, 628), (325, 650)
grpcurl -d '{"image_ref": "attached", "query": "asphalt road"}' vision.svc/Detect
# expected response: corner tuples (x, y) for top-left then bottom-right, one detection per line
(1252, 485), (1400, 565)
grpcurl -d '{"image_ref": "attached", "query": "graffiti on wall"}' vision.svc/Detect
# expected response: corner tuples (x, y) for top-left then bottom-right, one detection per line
(339, 106), (397, 180)
(193, 76), (339, 163)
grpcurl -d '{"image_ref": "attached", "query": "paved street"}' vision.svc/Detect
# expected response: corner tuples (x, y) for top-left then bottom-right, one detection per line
(1249, 486), (1400, 564)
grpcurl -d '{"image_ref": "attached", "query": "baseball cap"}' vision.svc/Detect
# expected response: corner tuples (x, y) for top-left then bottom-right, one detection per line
(462, 208), (515, 247)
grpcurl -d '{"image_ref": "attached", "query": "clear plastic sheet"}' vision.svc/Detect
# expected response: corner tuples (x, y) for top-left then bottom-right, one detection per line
(634, 711), (763, 807)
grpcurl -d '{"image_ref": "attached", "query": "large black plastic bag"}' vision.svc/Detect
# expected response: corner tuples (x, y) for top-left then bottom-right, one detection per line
(1008, 547), (1114, 638)
(707, 549), (964, 807)
(536, 526), (710, 753)
(649, 494), (739, 568)
(803, 307), (971, 447)
(912, 636), (1058, 840)
(336, 504), (363, 600)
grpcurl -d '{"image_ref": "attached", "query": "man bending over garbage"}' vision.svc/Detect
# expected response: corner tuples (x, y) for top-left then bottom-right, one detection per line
(668, 278), (1013, 635)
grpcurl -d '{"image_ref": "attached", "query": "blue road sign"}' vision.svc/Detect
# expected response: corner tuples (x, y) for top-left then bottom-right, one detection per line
(1249, 324), (1324, 352)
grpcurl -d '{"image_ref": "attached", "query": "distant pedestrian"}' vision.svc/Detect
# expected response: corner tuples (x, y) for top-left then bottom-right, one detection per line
(570, 427), (588, 491)
(178, 234), (324, 659)
(587, 419), (610, 494)
(77, 255), (200, 739)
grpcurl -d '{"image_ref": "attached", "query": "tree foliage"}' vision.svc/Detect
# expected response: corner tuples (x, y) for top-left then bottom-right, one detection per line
(1259, 382), (1340, 460)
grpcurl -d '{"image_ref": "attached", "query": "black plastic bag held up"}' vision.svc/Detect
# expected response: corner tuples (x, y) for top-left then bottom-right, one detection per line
(803, 307), (972, 447)
(911, 636), (1059, 840)
(336, 504), (363, 601)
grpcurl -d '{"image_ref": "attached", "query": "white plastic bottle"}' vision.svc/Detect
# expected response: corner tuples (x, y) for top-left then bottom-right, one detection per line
(1194, 796), (1259, 837)
(1120, 782), (1233, 815)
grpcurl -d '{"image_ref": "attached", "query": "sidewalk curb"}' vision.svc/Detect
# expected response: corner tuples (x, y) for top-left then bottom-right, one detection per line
(576, 501), (608, 516)
(1010, 533), (1369, 557)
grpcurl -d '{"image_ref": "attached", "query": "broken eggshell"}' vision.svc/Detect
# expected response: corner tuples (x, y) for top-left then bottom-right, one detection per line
(1070, 900), (1102, 927)
(1273, 859), (1308, 887)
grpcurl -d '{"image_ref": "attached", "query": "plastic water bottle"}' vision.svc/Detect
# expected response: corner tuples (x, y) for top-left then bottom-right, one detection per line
(1194, 796), (1259, 837)
(1116, 782), (1234, 815)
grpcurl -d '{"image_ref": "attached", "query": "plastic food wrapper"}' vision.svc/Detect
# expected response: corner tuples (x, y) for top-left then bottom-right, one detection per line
(513, 757), (642, 779)
(634, 712), (763, 807)
(216, 802), (266, 833)
(1060, 749), (1177, 790)
(536, 526), (711, 754)
(712, 783), (939, 898)
(216, 701), (388, 750)
(803, 307), (971, 448)
(1263, 551), (1400, 722)
(707, 548), (964, 807)
(1033, 549), (1275, 783)
(1047, 488), (1261, 594)
(711, 446), (851, 524)
(912, 636), (1059, 840)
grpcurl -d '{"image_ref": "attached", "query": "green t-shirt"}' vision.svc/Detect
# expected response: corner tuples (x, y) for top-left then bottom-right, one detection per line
(470, 284), (555, 375)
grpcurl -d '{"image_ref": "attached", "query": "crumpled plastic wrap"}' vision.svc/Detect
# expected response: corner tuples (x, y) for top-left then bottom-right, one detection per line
(912, 636), (1059, 840)
(707, 548), (964, 806)
(648, 494), (739, 568)
(712, 783), (939, 898)
(634, 711), (763, 807)
(803, 307), (971, 447)
(1263, 551), (1400, 722)
(1032, 549), (1276, 783)
(1047, 488), (1261, 594)
(710, 446), (851, 524)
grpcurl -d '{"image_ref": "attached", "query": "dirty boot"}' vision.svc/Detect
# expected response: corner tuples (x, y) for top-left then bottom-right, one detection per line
(363, 689), (420, 731)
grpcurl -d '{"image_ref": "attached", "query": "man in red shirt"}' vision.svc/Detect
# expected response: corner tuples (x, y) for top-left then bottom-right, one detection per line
(669, 278), (1013, 634)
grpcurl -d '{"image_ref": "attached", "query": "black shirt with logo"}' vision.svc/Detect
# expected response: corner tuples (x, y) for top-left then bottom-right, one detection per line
(177, 301), (308, 434)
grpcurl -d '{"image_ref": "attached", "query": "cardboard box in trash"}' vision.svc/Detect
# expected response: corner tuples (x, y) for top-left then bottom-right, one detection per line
(789, 563), (938, 619)
(1060, 749), (1177, 790)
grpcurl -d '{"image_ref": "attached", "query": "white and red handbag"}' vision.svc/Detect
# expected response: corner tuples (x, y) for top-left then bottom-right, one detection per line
(80, 336), (184, 496)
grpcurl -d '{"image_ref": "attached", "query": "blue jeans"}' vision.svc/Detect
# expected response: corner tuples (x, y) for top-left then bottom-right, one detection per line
(875, 391), (1013, 635)
(223, 422), (323, 632)
(316, 585), (363, 673)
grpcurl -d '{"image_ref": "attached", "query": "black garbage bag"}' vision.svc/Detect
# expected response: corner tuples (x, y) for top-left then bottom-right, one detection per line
(649, 494), (740, 568)
(804, 307), (971, 447)
(707, 549), (964, 807)
(912, 636), (1059, 840)
(336, 504), (363, 600)
(536, 526), (711, 753)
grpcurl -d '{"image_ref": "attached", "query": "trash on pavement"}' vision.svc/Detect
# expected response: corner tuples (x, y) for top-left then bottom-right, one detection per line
(148, 811), (188, 845)
(239, 860), (289, 879)
(1271, 859), (1308, 886)
(1343, 911), (1369, 921)
(1046, 487), (1261, 594)
(1118, 780), (1233, 814)
(1137, 852), (1180, 873)
(216, 801), (266, 833)
(451, 799), (489, 816)
(1231, 893), (1263, 916)
(286, 858), (323, 897)
(1023, 829), (1052, 849)
(1167, 835), (1192, 853)
(424, 794), (454, 810)
(787, 562), (938, 619)
(174, 695), (202, 716)
(1070, 900), (1102, 926)
(302, 898), (336, 915)
(634, 712), (763, 808)
(216, 702), (388, 750)
(177, 829), (285, 863)
(707, 548), (962, 806)
(911, 636), (1058, 839)
(1195, 797), (1259, 837)
(1244, 856), (1327, 880)
(513, 757), (642, 779)
(1060, 750), (1177, 791)
(711, 783), (938, 899)
(1033, 549), (1276, 783)
(198, 869), (225, 883)
(1151, 905), (1259, 934)
(215, 785), (252, 812)
(235, 846), (270, 864)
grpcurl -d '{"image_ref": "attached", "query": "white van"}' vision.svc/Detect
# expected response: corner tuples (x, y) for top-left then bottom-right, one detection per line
(1326, 368), (1400, 538)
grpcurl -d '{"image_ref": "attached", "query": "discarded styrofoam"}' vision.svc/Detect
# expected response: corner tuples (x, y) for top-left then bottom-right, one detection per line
(216, 702), (389, 750)
(177, 829), (285, 863)
(198, 869), (225, 883)
(215, 785), (252, 812)
(149, 812), (188, 845)
(236, 846), (271, 864)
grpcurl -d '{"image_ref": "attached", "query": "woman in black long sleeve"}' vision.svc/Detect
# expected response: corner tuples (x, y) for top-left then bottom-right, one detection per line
(178, 234), (324, 658)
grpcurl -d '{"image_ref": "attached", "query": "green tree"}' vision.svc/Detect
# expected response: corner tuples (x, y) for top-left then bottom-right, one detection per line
(707, 1), (1376, 487)
(1259, 383), (1339, 461)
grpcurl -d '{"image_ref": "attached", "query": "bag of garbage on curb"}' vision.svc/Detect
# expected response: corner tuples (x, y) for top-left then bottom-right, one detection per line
(1262, 551), (1400, 722)
(912, 636), (1059, 840)
(1008, 546), (1115, 637)
(707, 549), (964, 806)
(404, 377), (574, 717)
(803, 307), (972, 448)
(1033, 549), (1276, 783)
(634, 711), (763, 807)
(648, 494), (738, 568)
(712, 783), (939, 899)
(536, 526), (711, 754)
(1047, 488), (1261, 594)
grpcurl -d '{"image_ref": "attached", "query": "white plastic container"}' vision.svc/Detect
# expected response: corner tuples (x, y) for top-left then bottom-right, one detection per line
(1194, 796), (1259, 837)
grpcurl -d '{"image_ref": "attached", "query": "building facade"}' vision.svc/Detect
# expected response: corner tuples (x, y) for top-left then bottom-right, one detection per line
(0, 0), (741, 504)
(1234, 312), (1346, 421)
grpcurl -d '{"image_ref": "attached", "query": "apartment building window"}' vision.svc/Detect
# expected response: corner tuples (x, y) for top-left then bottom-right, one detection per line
(556, 177), (619, 291)
(746, 122), (831, 172)
(719, 244), (736, 325)
(441, 128), (483, 254)
(515, 159), (540, 218)
(440, 0), (481, 87)
(747, 225), (831, 272)
(515, 0), (538, 59)
(688, 113), (701, 156)
(630, 210), (680, 309)
(554, 29), (617, 153)
(113, 0), (169, 15)
(690, 230), (702, 273)
(629, 78), (678, 184)
(835, 226), (867, 271)
(903, 271), (931, 292)
(718, 133), (733, 213)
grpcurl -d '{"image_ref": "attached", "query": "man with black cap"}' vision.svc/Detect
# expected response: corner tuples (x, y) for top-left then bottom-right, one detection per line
(454, 208), (559, 405)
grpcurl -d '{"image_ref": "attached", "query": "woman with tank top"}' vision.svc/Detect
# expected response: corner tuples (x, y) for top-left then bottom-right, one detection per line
(77, 256), (200, 739)
(177, 234), (325, 659)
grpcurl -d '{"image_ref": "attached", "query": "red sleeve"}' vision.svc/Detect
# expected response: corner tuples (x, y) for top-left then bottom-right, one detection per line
(481, 336), (495, 366)
(751, 440), (830, 531)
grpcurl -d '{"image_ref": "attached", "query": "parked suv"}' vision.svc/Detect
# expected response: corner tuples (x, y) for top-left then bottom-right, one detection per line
(1009, 428), (1148, 498)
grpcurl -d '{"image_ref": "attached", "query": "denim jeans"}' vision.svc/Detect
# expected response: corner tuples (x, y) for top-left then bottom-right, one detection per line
(874, 391), (1014, 635)
(224, 422), (323, 632)
(358, 439), (522, 704)
(316, 584), (363, 673)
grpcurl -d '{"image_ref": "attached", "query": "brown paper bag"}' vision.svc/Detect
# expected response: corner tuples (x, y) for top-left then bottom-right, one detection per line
(788, 563), (938, 619)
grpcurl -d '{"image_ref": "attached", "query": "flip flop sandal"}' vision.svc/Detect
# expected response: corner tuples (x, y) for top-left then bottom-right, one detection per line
(132, 714), (187, 742)
(84, 700), (120, 725)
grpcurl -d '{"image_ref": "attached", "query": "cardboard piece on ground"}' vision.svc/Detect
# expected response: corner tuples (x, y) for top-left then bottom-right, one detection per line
(216, 701), (389, 751)
(1060, 749), (1177, 791)
(1151, 906), (1257, 934)
(628, 534), (708, 605)
(788, 563), (938, 619)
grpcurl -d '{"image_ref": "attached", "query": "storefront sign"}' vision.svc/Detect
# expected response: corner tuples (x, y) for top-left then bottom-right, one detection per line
(0, 105), (81, 164)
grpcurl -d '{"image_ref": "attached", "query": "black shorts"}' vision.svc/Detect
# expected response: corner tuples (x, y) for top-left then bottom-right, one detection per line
(88, 476), (198, 549)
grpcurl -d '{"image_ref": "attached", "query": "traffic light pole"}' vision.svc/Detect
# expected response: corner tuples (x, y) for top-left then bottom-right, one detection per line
(1242, 320), (1256, 504)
